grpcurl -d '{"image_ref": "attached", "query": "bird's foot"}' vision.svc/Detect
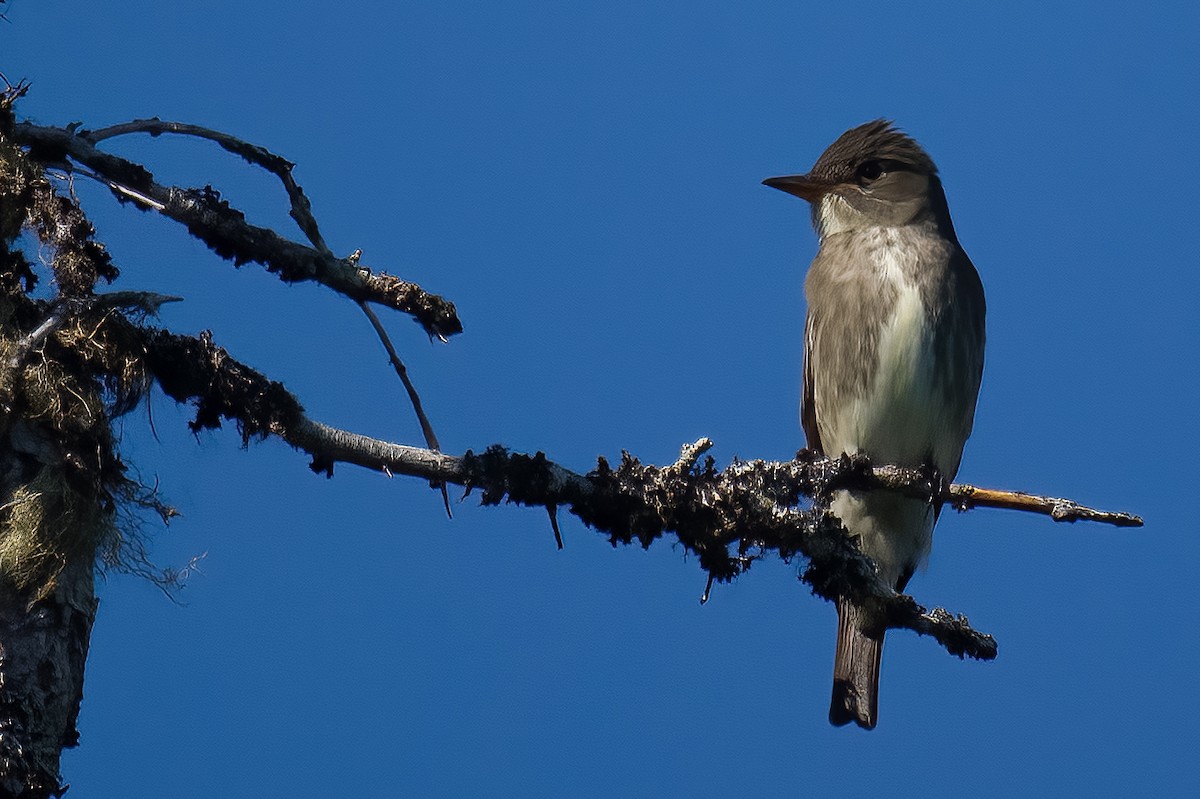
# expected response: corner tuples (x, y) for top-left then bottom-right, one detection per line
(917, 462), (949, 506)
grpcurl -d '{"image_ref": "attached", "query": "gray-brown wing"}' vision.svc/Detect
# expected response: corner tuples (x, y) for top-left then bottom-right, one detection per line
(801, 312), (822, 452)
(931, 247), (987, 478)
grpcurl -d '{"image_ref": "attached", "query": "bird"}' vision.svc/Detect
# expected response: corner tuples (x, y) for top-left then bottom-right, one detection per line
(763, 120), (986, 729)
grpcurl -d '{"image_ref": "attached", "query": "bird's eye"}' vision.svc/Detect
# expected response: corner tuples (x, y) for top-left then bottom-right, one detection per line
(856, 160), (885, 183)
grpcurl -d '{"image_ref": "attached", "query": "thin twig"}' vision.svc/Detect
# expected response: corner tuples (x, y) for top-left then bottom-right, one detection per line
(84, 117), (332, 255)
(358, 300), (451, 516)
(948, 483), (1143, 526)
(831, 462), (1144, 528)
(0, 71), (29, 108)
(547, 504), (564, 549)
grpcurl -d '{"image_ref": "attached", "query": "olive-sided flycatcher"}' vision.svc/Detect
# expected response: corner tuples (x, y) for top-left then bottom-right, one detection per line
(764, 120), (986, 729)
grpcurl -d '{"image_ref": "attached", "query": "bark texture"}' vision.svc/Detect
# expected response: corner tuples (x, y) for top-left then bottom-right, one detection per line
(0, 550), (95, 798)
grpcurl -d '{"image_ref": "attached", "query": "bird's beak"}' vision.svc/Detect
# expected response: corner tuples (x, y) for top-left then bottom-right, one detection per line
(762, 174), (828, 203)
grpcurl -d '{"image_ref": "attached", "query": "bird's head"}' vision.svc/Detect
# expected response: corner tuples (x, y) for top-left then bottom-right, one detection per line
(764, 120), (952, 240)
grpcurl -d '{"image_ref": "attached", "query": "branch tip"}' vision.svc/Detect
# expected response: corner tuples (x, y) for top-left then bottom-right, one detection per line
(548, 504), (563, 550)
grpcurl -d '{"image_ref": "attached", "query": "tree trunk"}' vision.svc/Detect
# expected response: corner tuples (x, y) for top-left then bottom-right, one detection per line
(0, 106), (104, 798)
(0, 551), (95, 799)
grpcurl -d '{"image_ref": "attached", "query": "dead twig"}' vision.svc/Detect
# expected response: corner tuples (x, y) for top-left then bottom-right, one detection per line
(83, 117), (331, 255)
(358, 300), (451, 516)
(827, 461), (1144, 528)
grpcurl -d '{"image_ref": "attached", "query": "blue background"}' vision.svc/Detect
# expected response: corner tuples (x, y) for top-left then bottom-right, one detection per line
(4, 2), (1195, 796)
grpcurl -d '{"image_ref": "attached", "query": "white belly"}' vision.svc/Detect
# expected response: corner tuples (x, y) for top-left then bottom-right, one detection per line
(820, 235), (951, 583)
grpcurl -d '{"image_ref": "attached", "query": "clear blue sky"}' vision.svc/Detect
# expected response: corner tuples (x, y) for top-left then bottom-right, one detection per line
(4, 2), (1196, 796)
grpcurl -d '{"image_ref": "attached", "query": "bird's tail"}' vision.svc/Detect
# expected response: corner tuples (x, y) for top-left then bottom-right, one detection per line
(829, 597), (884, 729)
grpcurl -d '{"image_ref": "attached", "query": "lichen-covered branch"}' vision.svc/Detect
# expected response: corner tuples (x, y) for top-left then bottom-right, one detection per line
(113, 323), (1125, 661)
(7, 121), (462, 339)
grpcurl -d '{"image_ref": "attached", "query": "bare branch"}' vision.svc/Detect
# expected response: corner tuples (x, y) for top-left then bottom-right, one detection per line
(0, 72), (30, 109)
(357, 300), (452, 515)
(357, 302), (444, 454)
(826, 459), (1144, 528)
(84, 117), (331, 254)
(9, 121), (462, 339)
(947, 483), (1142, 526)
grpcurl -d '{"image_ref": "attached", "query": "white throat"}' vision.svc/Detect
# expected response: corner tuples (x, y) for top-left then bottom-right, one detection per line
(815, 193), (860, 240)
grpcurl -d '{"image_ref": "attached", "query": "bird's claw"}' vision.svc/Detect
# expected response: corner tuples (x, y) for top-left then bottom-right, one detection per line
(918, 463), (949, 506)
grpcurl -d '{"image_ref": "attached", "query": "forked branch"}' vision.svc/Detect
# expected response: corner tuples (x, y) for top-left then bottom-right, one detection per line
(9, 121), (462, 339)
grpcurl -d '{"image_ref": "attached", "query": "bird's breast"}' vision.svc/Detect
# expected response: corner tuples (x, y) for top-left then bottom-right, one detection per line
(821, 230), (958, 472)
